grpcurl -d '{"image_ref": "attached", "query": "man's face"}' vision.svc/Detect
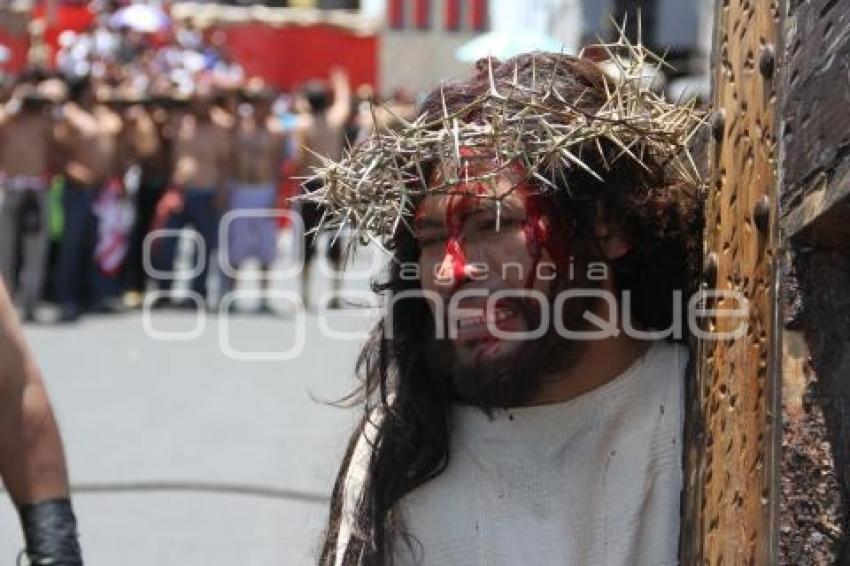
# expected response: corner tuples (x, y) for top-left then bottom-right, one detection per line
(416, 170), (554, 364)
(413, 161), (593, 407)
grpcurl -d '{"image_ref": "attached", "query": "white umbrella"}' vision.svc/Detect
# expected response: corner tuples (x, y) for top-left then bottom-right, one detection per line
(109, 4), (170, 33)
(455, 29), (567, 63)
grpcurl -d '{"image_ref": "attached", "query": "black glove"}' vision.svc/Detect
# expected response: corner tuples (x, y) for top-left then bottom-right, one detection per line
(17, 498), (83, 565)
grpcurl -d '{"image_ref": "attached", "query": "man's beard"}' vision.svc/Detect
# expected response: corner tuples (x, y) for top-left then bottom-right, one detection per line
(424, 280), (599, 410)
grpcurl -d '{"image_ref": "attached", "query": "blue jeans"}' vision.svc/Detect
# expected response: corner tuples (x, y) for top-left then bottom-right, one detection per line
(55, 183), (95, 311)
(153, 189), (219, 300)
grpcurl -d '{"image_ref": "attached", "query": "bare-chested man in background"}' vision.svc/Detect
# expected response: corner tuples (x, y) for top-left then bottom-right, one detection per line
(223, 85), (285, 312)
(155, 83), (230, 306)
(53, 74), (122, 322)
(0, 84), (55, 321)
(121, 100), (171, 308)
(293, 68), (349, 309)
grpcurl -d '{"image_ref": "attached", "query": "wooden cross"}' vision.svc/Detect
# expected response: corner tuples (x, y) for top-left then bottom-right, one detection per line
(683, 0), (850, 562)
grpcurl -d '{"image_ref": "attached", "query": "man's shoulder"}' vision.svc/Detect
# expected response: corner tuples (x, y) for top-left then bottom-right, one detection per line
(640, 340), (690, 413)
(626, 340), (689, 405)
(651, 340), (690, 369)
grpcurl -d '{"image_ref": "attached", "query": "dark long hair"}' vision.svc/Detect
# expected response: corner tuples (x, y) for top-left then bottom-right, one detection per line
(319, 52), (702, 566)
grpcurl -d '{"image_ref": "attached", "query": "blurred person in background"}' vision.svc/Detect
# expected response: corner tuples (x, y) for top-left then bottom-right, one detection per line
(90, 90), (134, 315)
(52, 74), (122, 322)
(152, 82), (230, 307)
(0, 278), (82, 564)
(223, 81), (285, 313)
(343, 84), (373, 148)
(349, 86), (418, 145)
(0, 79), (56, 322)
(293, 68), (350, 310)
(204, 29), (244, 90)
(121, 99), (172, 309)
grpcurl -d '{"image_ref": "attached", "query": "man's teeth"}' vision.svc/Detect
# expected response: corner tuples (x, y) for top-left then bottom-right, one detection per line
(456, 309), (514, 329)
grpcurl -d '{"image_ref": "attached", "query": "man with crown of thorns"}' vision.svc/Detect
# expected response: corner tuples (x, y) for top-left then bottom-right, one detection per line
(310, 34), (706, 566)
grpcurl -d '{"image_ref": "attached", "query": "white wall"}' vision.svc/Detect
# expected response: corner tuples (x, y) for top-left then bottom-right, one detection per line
(490, 0), (581, 53)
(372, 0), (712, 95)
(375, 0), (480, 95)
(360, 0), (386, 21)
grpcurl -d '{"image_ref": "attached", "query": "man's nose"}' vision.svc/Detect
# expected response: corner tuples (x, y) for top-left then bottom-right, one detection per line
(436, 238), (480, 285)
(436, 251), (462, 284)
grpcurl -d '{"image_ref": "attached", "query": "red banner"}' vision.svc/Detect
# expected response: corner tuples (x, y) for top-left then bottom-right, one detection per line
(414, 0), (431, 30)
(388, 0), (405, 29)
(470, 0), (487, 31)
(33, 3), (96, 64)
(213, 23), (378, 92)
(445, 0), (461, 31)
(0, 28), (29, 73)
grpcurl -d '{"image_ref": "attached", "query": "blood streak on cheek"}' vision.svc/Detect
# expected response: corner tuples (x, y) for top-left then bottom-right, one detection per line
(443, 179), (488, 287)
(443, 194), (470, 288)
(517, 183), (570, 290)
(518, 184), (548, 289)
(446, 238), (467, 281)
(507, 164), (550, 289)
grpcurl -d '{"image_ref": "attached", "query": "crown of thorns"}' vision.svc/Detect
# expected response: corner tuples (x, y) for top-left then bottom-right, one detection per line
(299, 32), (706, 249)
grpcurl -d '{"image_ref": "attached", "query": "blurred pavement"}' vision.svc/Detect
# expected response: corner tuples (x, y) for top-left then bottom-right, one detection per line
(0, 241), (382, 565)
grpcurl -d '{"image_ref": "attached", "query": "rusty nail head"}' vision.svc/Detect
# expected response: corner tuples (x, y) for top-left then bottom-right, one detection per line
(754, 195), (771, 232)
(758, 45), (775, 78)
(711, 110), (725, 142)
(704, 252), (718, 286)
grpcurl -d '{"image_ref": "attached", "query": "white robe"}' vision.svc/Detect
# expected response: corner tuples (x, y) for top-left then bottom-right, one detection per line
(336, 340), (688, 566)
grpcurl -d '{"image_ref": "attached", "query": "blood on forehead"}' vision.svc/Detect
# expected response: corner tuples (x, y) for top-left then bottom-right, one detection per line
(415, 151), (523, 224)
(413, 155), (571, 290)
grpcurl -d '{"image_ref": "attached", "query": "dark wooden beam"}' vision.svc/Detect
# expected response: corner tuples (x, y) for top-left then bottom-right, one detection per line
(778, 0), (850, 560)
(779, 0), (850, 251)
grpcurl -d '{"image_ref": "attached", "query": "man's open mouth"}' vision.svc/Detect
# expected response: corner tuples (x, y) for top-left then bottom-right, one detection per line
(454, 305), (525, 341)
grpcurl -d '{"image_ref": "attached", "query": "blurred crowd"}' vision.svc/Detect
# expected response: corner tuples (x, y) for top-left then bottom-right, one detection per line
(0, 4), (417, 323)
